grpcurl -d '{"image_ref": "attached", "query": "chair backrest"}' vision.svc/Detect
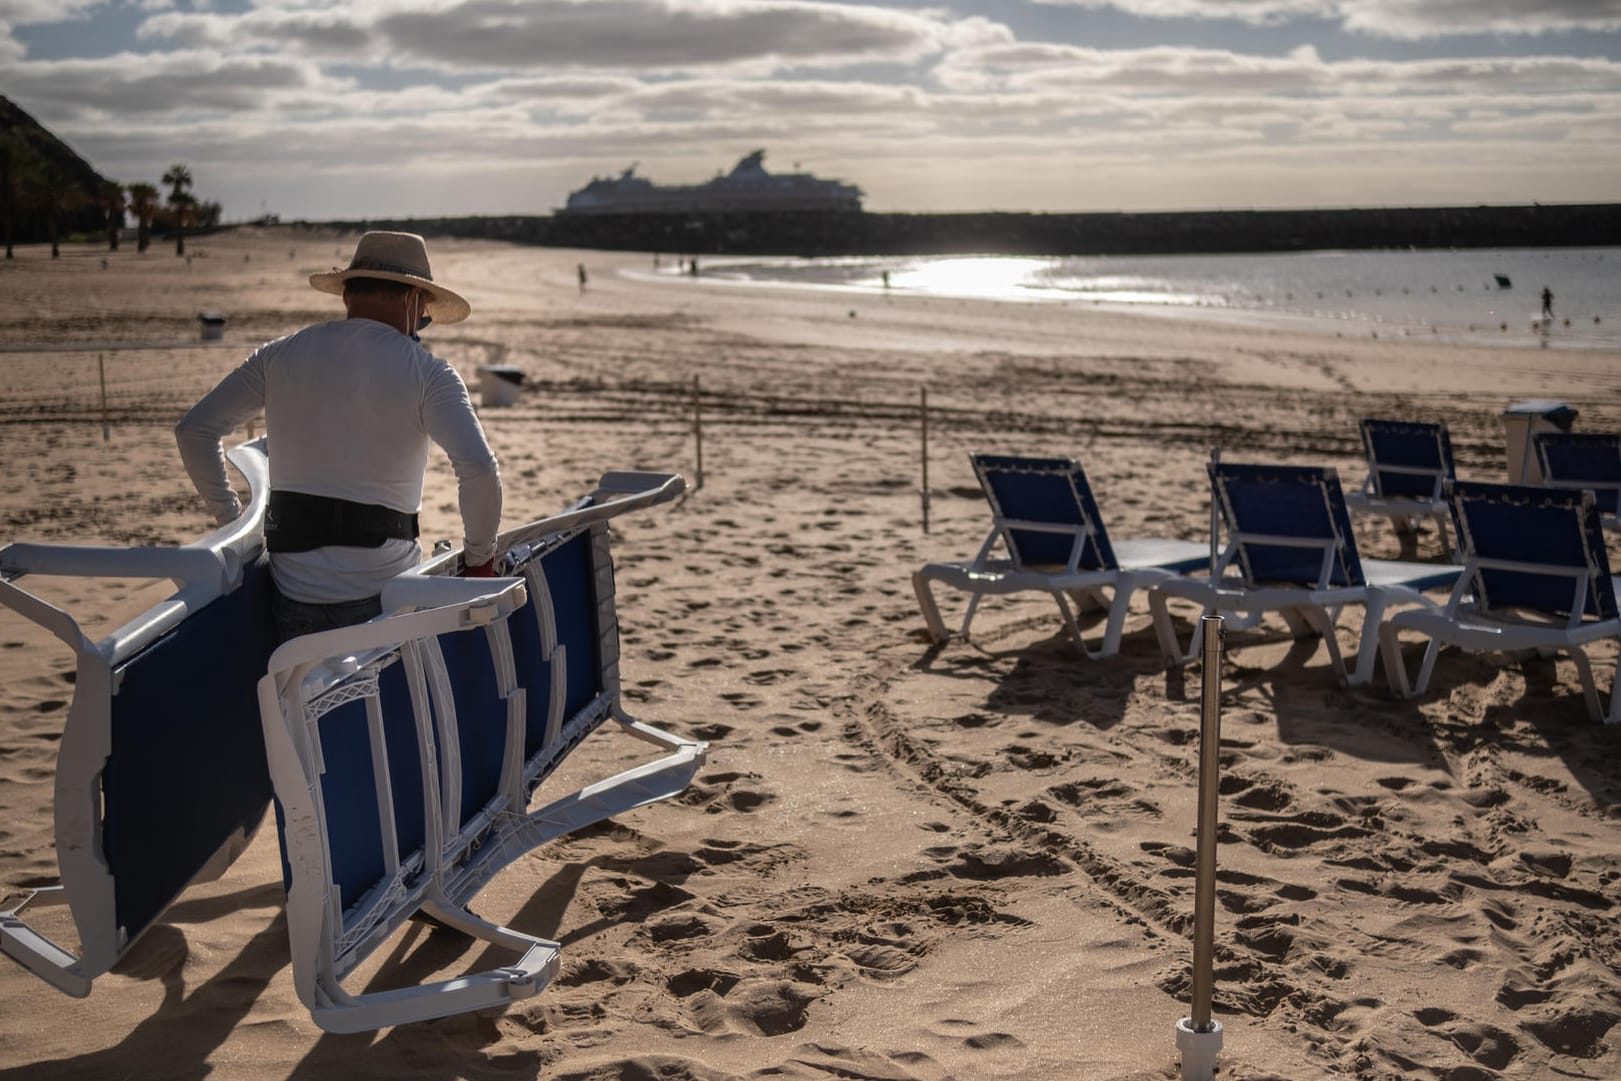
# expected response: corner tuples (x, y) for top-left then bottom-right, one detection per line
(259, 474), (701, 1028)
(293, 643), (436, 971)
(103, 557), (277, 946)
(970, 454), (1118, 571)
(0, 440), (273, 996)
(1448, 480), (1617, 621)
(512, 524), (613, 787)
(1534, 431), (1621, 517)
(1210, 461), (1365, 588)
(427, 520), (612, 882)
(1359, 418), (1455, 502)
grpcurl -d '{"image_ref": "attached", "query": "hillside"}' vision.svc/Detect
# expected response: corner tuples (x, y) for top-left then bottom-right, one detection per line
(1, 95), (114, 246)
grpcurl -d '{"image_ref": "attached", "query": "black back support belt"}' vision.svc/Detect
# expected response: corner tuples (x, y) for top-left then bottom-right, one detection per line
(266, 490), (420, 554)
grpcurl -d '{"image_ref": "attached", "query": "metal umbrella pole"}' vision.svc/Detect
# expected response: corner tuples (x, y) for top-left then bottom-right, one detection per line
(1176, 612), (1225, 1081)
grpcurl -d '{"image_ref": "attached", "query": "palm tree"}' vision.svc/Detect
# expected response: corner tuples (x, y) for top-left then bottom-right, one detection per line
(128, 182), (158, 253)
(31, 163), (80, 259)
(163, 162), (192, 256)
(100, 180), (126, 251)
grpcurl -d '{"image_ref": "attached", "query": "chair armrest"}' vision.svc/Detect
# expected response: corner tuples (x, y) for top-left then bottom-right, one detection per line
(380, 573), (527, 613)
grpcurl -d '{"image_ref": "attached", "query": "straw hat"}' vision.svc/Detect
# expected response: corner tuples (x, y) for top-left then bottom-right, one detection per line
(310, 231), (471, 325)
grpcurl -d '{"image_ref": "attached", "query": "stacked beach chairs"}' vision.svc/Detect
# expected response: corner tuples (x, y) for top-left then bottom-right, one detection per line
(0, 441), (706, 1030)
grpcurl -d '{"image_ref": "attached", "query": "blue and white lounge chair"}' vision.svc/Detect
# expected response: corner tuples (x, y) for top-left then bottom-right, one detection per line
(0, 442), (276, 997)
(1379, 482), (1621, 724)
(913, 454), (1207, 657)
(1149, 456), (1463, 685)
(1534, 431), (1621, 529)
(258, 468), (707, 1032)
(1343, 418), (1456, 556)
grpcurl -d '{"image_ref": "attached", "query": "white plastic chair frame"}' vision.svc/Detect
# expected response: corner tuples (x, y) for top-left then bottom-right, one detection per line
(0, 442), (272, 997)
(259, 468), (707, 1032)
(1379, 485), (1621, 724)
(1342, 419), (1455, 556)
(259, 579), (564, 1032)
(913, 455), (1205, 658)
(1150, 457), (1461, 686)
(1533, 432), (1621, 531)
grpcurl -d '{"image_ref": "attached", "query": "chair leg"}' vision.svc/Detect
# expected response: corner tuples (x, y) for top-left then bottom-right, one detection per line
(912, 572), (953, 643)
(1349, 599), (1387, 686)
(1097, 586), (1134, 659)
(1280, 608), (1315, 640)
(1054, 587), (1129, 659)
(1567, 645), (1606, 723)
(1052, 591), (1095, 658)
(960, 593), (984, 640)
(1291, 605), (1354, 684)
(1149, 590), (1203, 667)
(1378, 620), (1415, 696)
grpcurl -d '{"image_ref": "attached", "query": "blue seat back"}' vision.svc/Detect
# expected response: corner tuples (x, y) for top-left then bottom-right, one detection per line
(971, 454), (1118, 571)
(1449, 481), (1617, 620)
(435, 625), (509, 831)
(1360, 419), (1454, 501)
(103, 556), (276, 941)
(310, 654), (428, 918)
(503, 529), (602, 767)
(1212, 462), (1364, 588)
(432, 525), (606, 835)
(1534, 432), (1621, 517)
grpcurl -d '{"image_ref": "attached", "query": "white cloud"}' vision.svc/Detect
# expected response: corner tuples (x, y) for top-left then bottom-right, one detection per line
(1340, 1), (1621, 39)
(1031, 1), (1621, 38)
(6, 49), (331, 118)
(0, 0), (103, 22)
(134, 0), (953, 72)
(1031, 1), (1327, 25)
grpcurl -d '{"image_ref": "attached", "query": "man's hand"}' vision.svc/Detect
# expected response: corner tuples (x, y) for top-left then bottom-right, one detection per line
(461, 558), (496, 578)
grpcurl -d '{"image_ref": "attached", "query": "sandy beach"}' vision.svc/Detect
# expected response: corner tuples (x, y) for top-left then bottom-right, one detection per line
(0, 227), (1618, 1081)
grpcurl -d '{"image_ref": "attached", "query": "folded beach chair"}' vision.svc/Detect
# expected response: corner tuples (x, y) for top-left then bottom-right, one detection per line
(1149, 456), (1463, 685)
(1379, 482), (1621, 724)
(1342, 418), (1456, 556)
(1534, 431), (1621, 529)
(0, 442), (276, 997)
(258, 469), (707, 1033)
(912, 454), (1207, 657)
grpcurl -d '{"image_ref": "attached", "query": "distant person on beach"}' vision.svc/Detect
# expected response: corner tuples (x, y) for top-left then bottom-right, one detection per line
(1542, 286), (1554, 320)
(176, 231), (502, 642)
(577, 263), (588, 292)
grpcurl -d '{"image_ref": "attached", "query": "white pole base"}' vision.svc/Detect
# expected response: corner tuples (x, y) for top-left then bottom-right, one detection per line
(1176, 1016), (1224, 1081)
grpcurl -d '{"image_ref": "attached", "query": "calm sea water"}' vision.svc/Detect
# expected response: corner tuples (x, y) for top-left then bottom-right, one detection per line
(682, 247), (1621, 350)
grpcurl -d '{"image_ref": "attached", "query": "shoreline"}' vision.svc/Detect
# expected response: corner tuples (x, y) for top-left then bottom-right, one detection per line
(625, 248), (1618, 353)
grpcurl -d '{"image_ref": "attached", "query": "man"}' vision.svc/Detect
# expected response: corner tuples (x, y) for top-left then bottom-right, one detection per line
(177, 231), (501, 642)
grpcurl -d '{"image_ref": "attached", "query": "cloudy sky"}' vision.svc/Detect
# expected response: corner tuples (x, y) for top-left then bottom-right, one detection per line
(3, 0), (1619, 219)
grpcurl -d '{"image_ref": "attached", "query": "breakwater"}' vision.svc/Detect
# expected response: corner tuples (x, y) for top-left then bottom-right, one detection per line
(320, 202), (1620, 257)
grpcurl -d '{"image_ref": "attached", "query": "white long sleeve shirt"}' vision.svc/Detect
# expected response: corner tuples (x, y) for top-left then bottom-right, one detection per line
(176, 318), (501, 603)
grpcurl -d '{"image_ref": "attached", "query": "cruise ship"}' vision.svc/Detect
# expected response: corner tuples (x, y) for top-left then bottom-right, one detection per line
(561, 151), (863, 215)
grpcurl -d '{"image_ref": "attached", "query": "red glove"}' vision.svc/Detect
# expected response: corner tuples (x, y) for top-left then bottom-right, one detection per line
(461, 558), (496, 578)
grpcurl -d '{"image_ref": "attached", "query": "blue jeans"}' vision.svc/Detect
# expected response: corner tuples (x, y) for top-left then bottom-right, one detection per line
(271, 589), (382, 644)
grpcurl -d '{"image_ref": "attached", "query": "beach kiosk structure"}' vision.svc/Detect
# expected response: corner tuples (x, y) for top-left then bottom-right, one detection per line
(1503, 399), (1577, 484)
